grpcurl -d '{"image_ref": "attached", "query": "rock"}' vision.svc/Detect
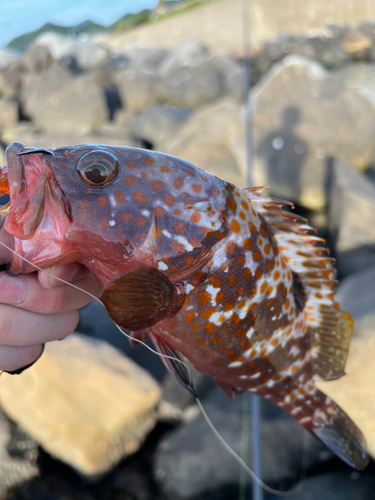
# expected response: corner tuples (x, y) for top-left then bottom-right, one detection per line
(0, 409), (39, 495)
(0, 48), (21, 71)
(327, 159), (375, 276)
(130, 105), (191, 149)
(0, 98), (18, 133)
(160, 98), (246, 188)
(126, 48), (170, 73)
(0, 333), (161, 476)
(35, 32), (108, 70)
(252, 56), (375, 210)
(0, 64), (24, 100)
(22, 62), (107, 135)
(339, 32), (373, 57)
(116, 67), (162, 114)
(1, 124), (136, 150)
(269, 472), (375, 500)
(316, 266), (375, 460)
(291, 36), (351, 69)
(158, 41), (225, 108)
(155, 390), (329, 499)
(336, 62), (375, 107)
(22, 44), (53, 74)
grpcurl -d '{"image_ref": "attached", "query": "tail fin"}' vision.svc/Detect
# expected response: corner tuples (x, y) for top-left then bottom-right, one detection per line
(302, 389), (368, 470)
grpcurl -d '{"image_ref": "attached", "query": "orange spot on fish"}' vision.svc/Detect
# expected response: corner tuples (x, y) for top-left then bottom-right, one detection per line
(80, 199), (88, 208)
(170, 240), (185, 253)
(253, 249), (261, 262)
(199, 290), (211, 305)
(228, 274), (237, 287)
(223, 300), (235, 311)
(124, 175), (136, 186)
(210, 276), (223, 288)
(226, 241), (237, 256)
(133, 191), (147, 204)
(209, 187), (220, 197)
(264, 244), (271, 255)
(236, 255), (245, 267)
(144, 157), (154, 166)
(248, 221), (257, 235)
(227, 198), (237, 211)
(260, 224), (267, 237)
(192, 184), (202, 193)
(150, 180), (164, 190)
(173, 177), (184, 189)
(160, 165), (170, 173)
(126, 160), (137, 168)
(239, 211), (246, 221)
(201, 307), (215, 319)
(164, 195), (175, 207)
(114, 191), (125, 204)
(236, 286), (245, 296)
(185, 311), (195, 322)
(254, 267), (263, 281)
(241, 201), (249, 210)
(189, 236), (202, 248)
(97, 195), (108, 208)
(154, 206), (166, 217)
(192, 322), (199, 332)
(218, 314), (226, 322)
(174, 221), (186, 235)
(216, 291), (226, 303)
(265, 260), (275, 272)
(260, 282), (268, 294)
(244, 238), (252, 251)
(101, 217), (109, 228)
(136, 215), (147, 227)
(173, 208), (182, 216)
(121, 213), (133, 222)
(187, 166), (195, 177)
(201, 174), (208, 182)
(140, 171), (148, 178)
(243, 268), (252, 280)
(191, 212), (201, 224)
(204, 321), (216, 335)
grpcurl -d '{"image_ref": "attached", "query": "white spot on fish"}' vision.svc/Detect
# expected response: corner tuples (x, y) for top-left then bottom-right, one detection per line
(163, 230), (172, 238)
(228, 360), (242, 368)
(109, 220), (115, 227)
(186, 284), (195, 294)
(158, 261), (168, 271)
(142, 210), (150, 216)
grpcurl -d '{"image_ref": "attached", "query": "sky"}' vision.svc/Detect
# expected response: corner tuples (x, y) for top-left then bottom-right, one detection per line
(0, 0), (161, 48)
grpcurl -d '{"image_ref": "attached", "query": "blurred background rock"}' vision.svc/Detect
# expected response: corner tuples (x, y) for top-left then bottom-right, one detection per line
(1, 0), (375, 498)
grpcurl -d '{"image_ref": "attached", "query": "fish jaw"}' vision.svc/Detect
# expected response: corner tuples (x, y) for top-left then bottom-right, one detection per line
(4, 142), (75, 274)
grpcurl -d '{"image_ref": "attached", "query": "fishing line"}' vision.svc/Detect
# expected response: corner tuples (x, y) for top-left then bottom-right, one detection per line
(0, 239), (307, 496)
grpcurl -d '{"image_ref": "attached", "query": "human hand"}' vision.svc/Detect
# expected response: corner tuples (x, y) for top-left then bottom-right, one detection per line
(0, 225), (102, 373)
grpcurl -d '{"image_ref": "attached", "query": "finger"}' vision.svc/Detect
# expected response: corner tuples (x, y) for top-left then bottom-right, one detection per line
(0, 225), (15, 265)
(0, 305), (79, 346)
(38, 263), (92, 289)
(0, 271), (102, 314)
(5, 344), (44, 374)
(0, 344), (44, 372)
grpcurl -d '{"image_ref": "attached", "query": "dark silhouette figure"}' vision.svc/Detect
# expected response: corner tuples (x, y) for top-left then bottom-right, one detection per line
(257, 106), (308, 199)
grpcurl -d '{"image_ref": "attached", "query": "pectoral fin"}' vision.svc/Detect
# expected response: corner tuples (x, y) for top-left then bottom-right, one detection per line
(100, 267), (185, 331)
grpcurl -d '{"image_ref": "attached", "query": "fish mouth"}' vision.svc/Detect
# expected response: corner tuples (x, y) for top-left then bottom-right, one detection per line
(4, 142), (73, 274)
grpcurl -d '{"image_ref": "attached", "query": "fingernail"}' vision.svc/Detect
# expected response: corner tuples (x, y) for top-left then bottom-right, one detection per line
(0, 275), (27, 304)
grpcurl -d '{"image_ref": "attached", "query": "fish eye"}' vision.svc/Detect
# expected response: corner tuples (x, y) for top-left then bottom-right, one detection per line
(77, 151), (120, 186)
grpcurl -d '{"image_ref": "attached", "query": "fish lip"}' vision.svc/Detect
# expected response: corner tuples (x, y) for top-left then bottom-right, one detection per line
(5, 142), (46, 241)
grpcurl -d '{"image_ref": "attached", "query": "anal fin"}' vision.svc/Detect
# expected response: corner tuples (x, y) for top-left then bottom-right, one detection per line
(149, 332), (197, 396)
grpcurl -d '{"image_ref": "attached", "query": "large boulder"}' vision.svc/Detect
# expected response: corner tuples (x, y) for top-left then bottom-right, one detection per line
(130, 104), (191, 150)
(155, 390), (329, 499)
(328, 159), (375, 276)
(35, 32), (108, 70)
(316, 266), (375, 461)
(0, 98), (18, 133)
(0, 333), (161, 476)
(22, 44), (53, 74)
(22, 61), (108, 135)
(160, 97), (246, 188)
(252, 56), (375, 210)
(0, 49), (20, 71)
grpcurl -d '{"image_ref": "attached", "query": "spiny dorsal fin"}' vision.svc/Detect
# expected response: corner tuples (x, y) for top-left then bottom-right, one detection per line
(244, 186), (353, 381)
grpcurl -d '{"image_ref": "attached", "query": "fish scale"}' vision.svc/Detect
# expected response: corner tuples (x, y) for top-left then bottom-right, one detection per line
(2, 141), (368, 470)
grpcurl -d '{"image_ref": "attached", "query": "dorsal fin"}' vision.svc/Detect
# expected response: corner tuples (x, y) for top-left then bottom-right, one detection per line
(244, 186), (353, 381)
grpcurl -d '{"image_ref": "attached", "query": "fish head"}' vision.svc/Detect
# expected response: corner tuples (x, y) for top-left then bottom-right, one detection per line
(4, 142), (227, 283)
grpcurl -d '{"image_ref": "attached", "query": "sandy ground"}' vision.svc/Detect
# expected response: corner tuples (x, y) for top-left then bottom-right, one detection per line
(96, 0), (375, 56)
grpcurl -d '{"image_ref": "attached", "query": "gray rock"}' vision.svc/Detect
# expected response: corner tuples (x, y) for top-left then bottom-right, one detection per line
(252, 56), (375, 210)
(160, 97), (246, 188)
(0, 64), (24, 100)
(22, 44), (53, 74)
(291, 35), (351, 69)
(0, 409), (39, 495)
(269, 472), (375, 500)
(0, 48), (21, 71)
(328, 159), (375, 276)
(155, 390), (329, 499)
(22, 61), (107, 135)
(0, 99), (18, 133)
(35, 32), (108, 70)
(336, 62), (375, 107)
(116, 67), (163, 114)
(130, 105), (191, 149)
(126, 47), (170, 73)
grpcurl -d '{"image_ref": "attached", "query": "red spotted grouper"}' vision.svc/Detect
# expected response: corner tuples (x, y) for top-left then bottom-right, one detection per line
(1, 142), (368, 469)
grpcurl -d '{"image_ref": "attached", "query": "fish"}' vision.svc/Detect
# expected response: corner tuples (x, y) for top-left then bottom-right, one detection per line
(2, 141), (368, 470)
